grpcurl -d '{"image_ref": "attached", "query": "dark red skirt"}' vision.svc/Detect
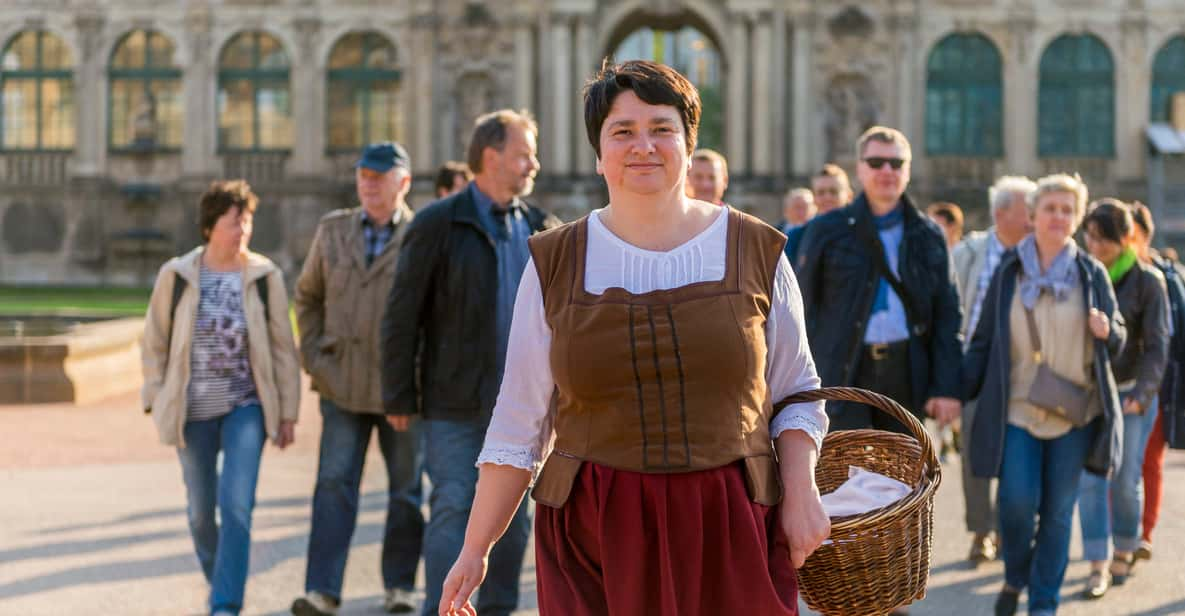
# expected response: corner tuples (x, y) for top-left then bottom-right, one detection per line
(535, 461), (799, 616)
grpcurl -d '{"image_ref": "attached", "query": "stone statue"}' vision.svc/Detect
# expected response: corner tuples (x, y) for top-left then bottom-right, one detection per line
(823, 73), (879, 162)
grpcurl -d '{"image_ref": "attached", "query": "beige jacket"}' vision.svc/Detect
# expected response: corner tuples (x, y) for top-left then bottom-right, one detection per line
(294, 205), (414, 414)
(953, 228), (993, 341)
(140, 247), (302, 447)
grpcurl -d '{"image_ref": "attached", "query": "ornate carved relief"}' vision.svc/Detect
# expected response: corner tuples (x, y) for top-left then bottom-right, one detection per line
(822, 73), (880, 162)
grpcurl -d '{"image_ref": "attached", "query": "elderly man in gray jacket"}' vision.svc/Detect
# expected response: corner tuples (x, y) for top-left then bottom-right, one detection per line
(952, 175), (1036, 564)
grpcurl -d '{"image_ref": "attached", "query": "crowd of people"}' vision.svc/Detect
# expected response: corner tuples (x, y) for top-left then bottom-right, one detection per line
(137, 58), (1183, 616)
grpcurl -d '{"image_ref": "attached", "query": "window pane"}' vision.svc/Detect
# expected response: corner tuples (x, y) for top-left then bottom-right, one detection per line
(329, 34), (364, 69)
(151, 79), (183, 146)
(40, 78), (74, 148)
(1039, 35), (1114, 157)
(367, 81), (400, 142)
(40, 33), (72, 70)
(2, 31), (39, 71)
(258, 35), (289, 69)
(257, 83), (292, 148)
(109, 79), (138, 147)
(147, 33), (177, 68)
(112, 31), (146, 69)
(220, 34), (255, 69)
(327, 84), (360, 148)
(218, 79), (255, 148)
(2, 78), (38, 147)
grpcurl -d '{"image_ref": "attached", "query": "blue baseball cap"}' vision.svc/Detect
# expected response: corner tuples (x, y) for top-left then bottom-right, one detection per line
(356, 142), (411, 173)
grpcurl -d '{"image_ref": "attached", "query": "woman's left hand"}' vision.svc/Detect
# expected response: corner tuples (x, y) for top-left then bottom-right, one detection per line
(1088, 308), (1110, 340)
(275, 420), (296, 449)
(780, 480), (830, 568)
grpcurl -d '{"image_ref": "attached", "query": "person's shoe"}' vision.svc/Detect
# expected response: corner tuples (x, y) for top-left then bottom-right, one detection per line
(291, 591), (339, 616)
(383, 587), (416, 613)
(1134, 540), (1153, 562)
(994, 587), (1020, 616)
(1083, 569), (1111, 599)
(968, 532), (997, 563)
(1111, 553), (1136, 586)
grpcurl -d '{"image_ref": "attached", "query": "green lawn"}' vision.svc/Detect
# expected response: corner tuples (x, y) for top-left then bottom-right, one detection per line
(0, 286), (152, 316)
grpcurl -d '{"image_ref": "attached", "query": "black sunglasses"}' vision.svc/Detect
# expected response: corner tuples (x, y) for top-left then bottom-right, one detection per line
(862, 157), (907, 170)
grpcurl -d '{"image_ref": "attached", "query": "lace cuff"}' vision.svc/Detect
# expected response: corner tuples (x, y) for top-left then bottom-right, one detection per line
(771, 406), (827, 453)
(475, 445), (540, 475)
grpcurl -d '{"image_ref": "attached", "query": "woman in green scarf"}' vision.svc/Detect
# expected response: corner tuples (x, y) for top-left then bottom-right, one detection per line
(1078, 199), (1170, 599)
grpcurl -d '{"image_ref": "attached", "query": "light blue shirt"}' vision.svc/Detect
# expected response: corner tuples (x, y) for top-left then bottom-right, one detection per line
(863, 222), (911, 344)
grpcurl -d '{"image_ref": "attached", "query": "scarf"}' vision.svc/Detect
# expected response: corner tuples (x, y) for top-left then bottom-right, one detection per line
(1017, 234), (1080, 310)
(1108, 247), (1138, 284)
(871, 205), (904, 313)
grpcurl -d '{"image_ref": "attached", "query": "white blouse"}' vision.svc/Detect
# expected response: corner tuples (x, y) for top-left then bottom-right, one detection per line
(477, 208), (829, 475)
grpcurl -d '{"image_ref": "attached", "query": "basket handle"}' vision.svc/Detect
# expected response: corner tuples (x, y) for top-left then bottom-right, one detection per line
(774, 386), (938, 485)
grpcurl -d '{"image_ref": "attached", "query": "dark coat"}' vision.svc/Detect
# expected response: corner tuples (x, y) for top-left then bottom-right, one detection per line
(796, 192), (963, 412)
(1110, 261), (1169, 411)
(380, 187), (561, 419)
(961, 248), (1127, 479)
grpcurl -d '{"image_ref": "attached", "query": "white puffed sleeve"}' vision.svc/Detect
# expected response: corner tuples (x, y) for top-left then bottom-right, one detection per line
(475, 258), (556, 477)
(766, 253), (829, 452)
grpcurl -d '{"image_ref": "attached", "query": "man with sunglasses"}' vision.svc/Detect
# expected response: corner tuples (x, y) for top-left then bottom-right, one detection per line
(797, 126), (962, 448)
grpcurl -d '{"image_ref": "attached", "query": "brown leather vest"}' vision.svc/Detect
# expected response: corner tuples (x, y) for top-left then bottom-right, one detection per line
(528, 208), (787, 507)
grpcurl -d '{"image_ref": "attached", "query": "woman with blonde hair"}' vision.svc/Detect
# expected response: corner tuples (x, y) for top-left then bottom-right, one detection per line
(963, 174), (1125, 616)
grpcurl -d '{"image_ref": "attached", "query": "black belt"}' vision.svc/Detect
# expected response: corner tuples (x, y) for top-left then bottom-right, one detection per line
(864, 340), (909, 361)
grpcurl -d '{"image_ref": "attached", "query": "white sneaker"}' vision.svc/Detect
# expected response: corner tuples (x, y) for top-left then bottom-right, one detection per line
(383, 587), (416, 613)
(291, 590), (339, 616)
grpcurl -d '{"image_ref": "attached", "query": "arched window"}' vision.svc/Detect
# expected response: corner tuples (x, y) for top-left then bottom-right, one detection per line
(109, 30), (182, 150)
(1038, 34), (1114, 157)
(217, 32), (292, 151)
(613, 26), (722, 151)
(327, 32), (401, 151)
(1151, 36), (1185, 122)
(925, 33), (1003, 156)
(1, 30), (74, 150)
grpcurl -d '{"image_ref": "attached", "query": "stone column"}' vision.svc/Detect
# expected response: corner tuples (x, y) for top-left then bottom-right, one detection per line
(790, 11), (817, 176)
(547, 14), (573, 176)
(182, 9), (217, 177)
(751, 14), (774, 176)
(512, 19), (534, 112)
(289, 17), (324, 177)
(725, 16), (749, 176)
(770, 8), (788, 177)
(1117, 16), (1150, 179)
(72, 12), (106, 177)
(414, 25), (435, 173)
(1005, 15), (1038, 176)
(574, 15), (596, 175)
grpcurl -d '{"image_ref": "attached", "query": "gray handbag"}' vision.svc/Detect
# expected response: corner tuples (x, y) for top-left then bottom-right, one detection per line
(1024, 308), (1092, 427)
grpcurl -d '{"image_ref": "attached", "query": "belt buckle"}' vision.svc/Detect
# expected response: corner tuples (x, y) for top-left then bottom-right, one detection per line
(869, 343), (889, 361)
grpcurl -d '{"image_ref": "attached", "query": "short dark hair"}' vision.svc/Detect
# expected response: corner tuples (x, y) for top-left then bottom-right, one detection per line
(583, 59), (701, 158)
(1084, 198), (1134, 244)
(1129, 201), (1155, 241)
(466, 109), (537, 174)
(856, 125), (912, 160)
(434, 161), (472, 194)
(927, 202), (964, 230)
(198, 180), (257, 242)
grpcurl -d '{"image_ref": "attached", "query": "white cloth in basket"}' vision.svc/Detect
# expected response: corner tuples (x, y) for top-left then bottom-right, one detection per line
(820, 465), (912, 518)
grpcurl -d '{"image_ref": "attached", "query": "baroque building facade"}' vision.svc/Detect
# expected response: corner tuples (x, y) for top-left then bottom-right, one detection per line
(0, 0), (1183, 284)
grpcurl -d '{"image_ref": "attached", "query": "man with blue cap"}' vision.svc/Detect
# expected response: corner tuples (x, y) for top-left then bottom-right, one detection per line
(292, 141), (423, 615)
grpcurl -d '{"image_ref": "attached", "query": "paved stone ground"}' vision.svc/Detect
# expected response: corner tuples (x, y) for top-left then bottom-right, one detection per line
(2, 378), (1183, 615)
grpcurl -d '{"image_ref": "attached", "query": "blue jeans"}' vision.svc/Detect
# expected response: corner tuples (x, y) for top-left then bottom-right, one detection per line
(305, 399), (424, 601)
(177, 402), (267, 616)
(997, 424), (1091, 614)
(421, 418), (531, 616)
(1079, 395), (1159, 561)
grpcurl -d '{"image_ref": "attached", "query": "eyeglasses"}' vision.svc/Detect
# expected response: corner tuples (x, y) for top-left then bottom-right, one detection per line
(862, 157), (908, 170)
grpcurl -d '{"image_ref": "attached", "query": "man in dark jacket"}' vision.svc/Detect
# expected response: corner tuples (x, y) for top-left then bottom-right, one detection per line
(380, 109), (560, 616)
(797, 126), (962, 433)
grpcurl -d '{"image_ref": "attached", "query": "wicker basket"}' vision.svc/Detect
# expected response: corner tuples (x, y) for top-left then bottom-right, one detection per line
(775, 387), (942, 616)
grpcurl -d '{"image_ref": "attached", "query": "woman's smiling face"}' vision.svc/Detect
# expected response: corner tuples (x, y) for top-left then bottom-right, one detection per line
(597, 90), (690, 198)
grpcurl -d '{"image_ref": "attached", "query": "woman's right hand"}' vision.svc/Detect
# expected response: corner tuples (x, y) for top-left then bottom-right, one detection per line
(439, 548), (488, 616)
(1088, 308), (1110, 340)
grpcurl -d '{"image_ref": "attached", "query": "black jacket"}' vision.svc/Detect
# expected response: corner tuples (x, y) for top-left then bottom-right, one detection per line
(1110, 261), (1169, 411)
(961, 249), (1126, 479)
(796, 192), (963, 412)
(380, 187), (561, 419)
